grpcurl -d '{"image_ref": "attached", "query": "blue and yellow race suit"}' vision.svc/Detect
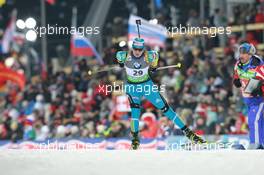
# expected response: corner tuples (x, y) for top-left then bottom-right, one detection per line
(116, 50), (185, 133)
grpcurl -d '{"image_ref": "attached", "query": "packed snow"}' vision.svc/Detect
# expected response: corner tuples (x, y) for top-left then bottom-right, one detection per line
(0, 150), (263, 175)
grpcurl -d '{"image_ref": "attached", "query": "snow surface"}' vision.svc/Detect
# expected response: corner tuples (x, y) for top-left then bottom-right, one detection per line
(0, 150), (264, 175)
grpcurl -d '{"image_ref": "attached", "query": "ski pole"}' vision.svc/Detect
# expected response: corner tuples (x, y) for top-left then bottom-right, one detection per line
(88, 63), (182, 76)
(135, 19), (141, 38)
(156, 63), (181, 71)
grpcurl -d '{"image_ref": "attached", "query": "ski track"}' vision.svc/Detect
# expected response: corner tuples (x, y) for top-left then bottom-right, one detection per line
(0, 150), (264, 175)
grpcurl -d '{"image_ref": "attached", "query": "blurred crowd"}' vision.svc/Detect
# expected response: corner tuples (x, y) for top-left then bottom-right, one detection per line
(1, 0), (264, 141)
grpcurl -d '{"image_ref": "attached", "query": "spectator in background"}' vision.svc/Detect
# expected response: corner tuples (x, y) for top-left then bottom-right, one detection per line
(255, 5), (264, 23)
(2, 0), (261, 142)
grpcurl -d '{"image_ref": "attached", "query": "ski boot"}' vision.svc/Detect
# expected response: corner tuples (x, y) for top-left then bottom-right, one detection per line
(182, 126), (206, 144)
(131, 131), (140, 150)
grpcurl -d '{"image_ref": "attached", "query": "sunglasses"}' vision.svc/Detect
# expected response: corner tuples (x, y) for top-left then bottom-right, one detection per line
(133, 48), (143, 52)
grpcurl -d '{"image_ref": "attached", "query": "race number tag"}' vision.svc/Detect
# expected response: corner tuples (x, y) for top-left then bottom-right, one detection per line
(125, 66), (149, 77)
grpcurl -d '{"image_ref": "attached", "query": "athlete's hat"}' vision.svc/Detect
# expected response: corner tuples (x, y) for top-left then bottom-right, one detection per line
(132, 38), (145, 50)
(239, 43), (256, 55)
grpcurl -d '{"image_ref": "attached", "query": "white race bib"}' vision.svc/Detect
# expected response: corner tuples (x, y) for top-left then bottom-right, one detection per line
(125, 66), (149, 77)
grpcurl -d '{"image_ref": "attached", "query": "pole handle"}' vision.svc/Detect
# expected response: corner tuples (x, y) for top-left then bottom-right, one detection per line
(136, 19), (141, 38)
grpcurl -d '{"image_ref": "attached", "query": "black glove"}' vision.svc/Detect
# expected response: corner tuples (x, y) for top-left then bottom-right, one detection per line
(251, 87), (262, 97)
(119, 63), (124, 68)
(233, 79), (242, 88)
(148, 67), (157, 80)
(149, 67), (157, 74)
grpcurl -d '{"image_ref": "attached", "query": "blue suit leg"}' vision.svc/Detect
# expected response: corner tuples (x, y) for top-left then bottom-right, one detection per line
(126, 84), (142, 133)
(248, 103), (264, 145)
(143, 81), (185, 129)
